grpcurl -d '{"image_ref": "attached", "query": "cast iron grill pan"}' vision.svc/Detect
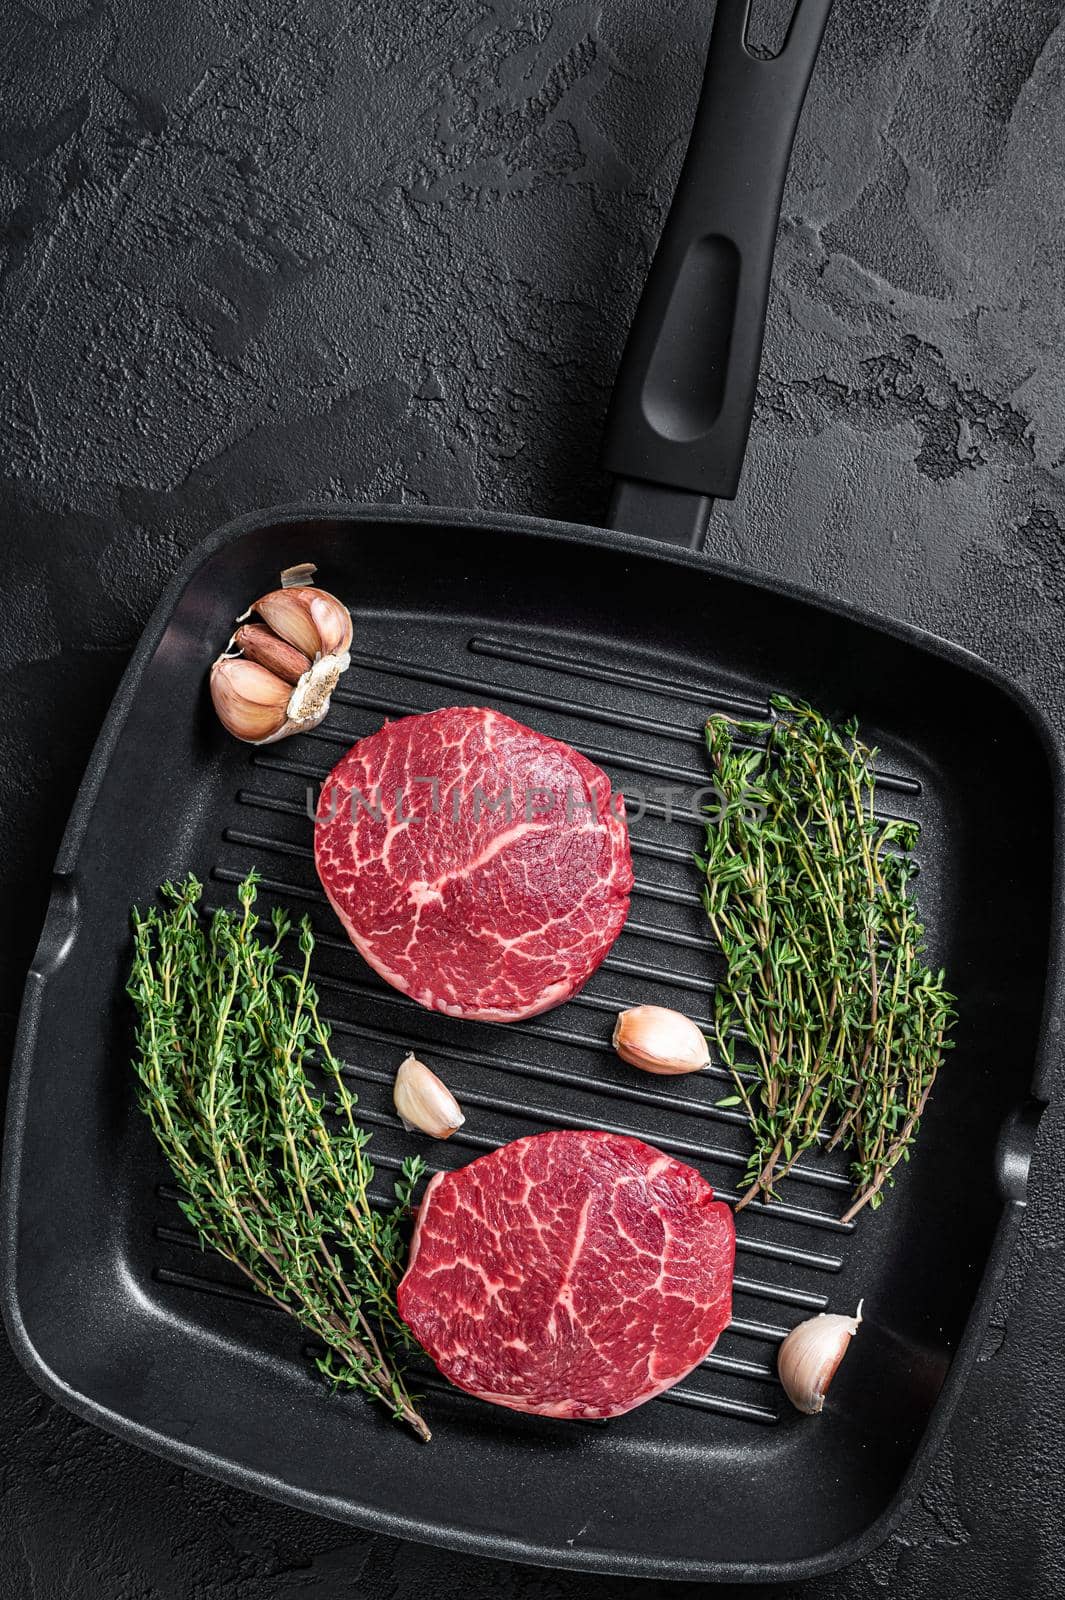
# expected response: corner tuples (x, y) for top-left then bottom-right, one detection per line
(5, 509), (1055, 1580)
(3, 0), (1059, 1584)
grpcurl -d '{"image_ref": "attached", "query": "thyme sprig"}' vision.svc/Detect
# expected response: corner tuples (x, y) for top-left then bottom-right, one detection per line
(127, 871), (430, 1441)
(699, 697), (955, 1221)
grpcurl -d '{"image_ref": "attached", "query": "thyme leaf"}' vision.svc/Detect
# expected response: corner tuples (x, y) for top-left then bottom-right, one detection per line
(700, 697), (956, 1220)
(127, 870), (431, 1441)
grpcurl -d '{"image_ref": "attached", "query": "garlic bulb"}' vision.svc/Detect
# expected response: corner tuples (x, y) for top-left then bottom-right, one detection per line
(393, 1055), (465, 1140)
(612, 1005), (711, 1076)
(777, 1302), (863, 1414)
(209, 564), (352, 745)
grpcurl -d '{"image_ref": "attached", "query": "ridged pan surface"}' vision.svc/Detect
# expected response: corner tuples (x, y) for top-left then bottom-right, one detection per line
(2, 508), (1056, 1582)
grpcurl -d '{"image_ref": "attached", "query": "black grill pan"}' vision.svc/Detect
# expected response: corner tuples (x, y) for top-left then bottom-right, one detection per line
(2, 0), (1060, 1583)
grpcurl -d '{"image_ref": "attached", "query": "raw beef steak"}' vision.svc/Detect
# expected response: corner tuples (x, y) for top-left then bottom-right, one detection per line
(397, 1130), (735, 1419)
(314, 706), (633, 1021)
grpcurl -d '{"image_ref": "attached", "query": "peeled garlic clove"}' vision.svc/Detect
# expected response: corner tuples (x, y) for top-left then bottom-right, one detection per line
(232, 623), (312, 685)
(252, 586), (353, 660)
(210, 657), (291, 742)
(393, 1054), (465, 1139)
(612, 1005), (711, 1076)
(777, 1302), (863, 1415)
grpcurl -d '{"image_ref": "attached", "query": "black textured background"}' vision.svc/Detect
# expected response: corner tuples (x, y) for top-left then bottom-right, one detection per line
(2, 0), (1063, 1594)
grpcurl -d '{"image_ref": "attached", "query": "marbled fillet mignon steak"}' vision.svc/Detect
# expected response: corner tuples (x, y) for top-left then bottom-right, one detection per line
(397, 1130), (735, 1420)
(314, 706), (633, 1022)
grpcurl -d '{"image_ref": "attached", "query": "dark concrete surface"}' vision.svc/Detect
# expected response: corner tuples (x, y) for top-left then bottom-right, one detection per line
(2, 0), (1063, 1593)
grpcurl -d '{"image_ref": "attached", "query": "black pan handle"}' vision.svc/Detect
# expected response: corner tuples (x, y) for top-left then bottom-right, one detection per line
(601, 0), (834, 549)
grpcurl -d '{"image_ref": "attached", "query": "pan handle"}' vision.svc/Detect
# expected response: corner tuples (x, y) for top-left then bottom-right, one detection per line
(600, 0), (834, 549)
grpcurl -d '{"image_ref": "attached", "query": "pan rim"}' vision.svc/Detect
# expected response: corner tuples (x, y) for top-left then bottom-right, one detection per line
(2, 496), (1060, 1582)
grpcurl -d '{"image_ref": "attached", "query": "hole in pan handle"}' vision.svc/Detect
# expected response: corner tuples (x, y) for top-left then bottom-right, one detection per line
(601, 0), (836, 550)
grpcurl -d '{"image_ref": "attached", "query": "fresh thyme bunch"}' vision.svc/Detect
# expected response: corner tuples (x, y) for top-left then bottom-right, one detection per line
(699, 697), (955, 1221)
(127, 871), (430, 1440)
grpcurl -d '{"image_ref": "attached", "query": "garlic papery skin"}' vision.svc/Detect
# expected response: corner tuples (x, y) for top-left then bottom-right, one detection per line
(393, 1055), (465, 1140)
(612, 1005), (711, 1076)
(777, 1302), (863, 1415)
(210, 566), (352, 745)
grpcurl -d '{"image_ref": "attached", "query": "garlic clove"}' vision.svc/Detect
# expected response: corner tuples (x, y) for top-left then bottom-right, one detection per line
(310, 593), (354, 656)
(393, 1054), (465, 1139)
(612, 1005), (711, 1076)
(251, 589), (322, 658)
(232, 623), (312, 685)
(210, 656), (291, 742)
(777, 1302), (863, 1415)
(252, 586), (353, 660)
